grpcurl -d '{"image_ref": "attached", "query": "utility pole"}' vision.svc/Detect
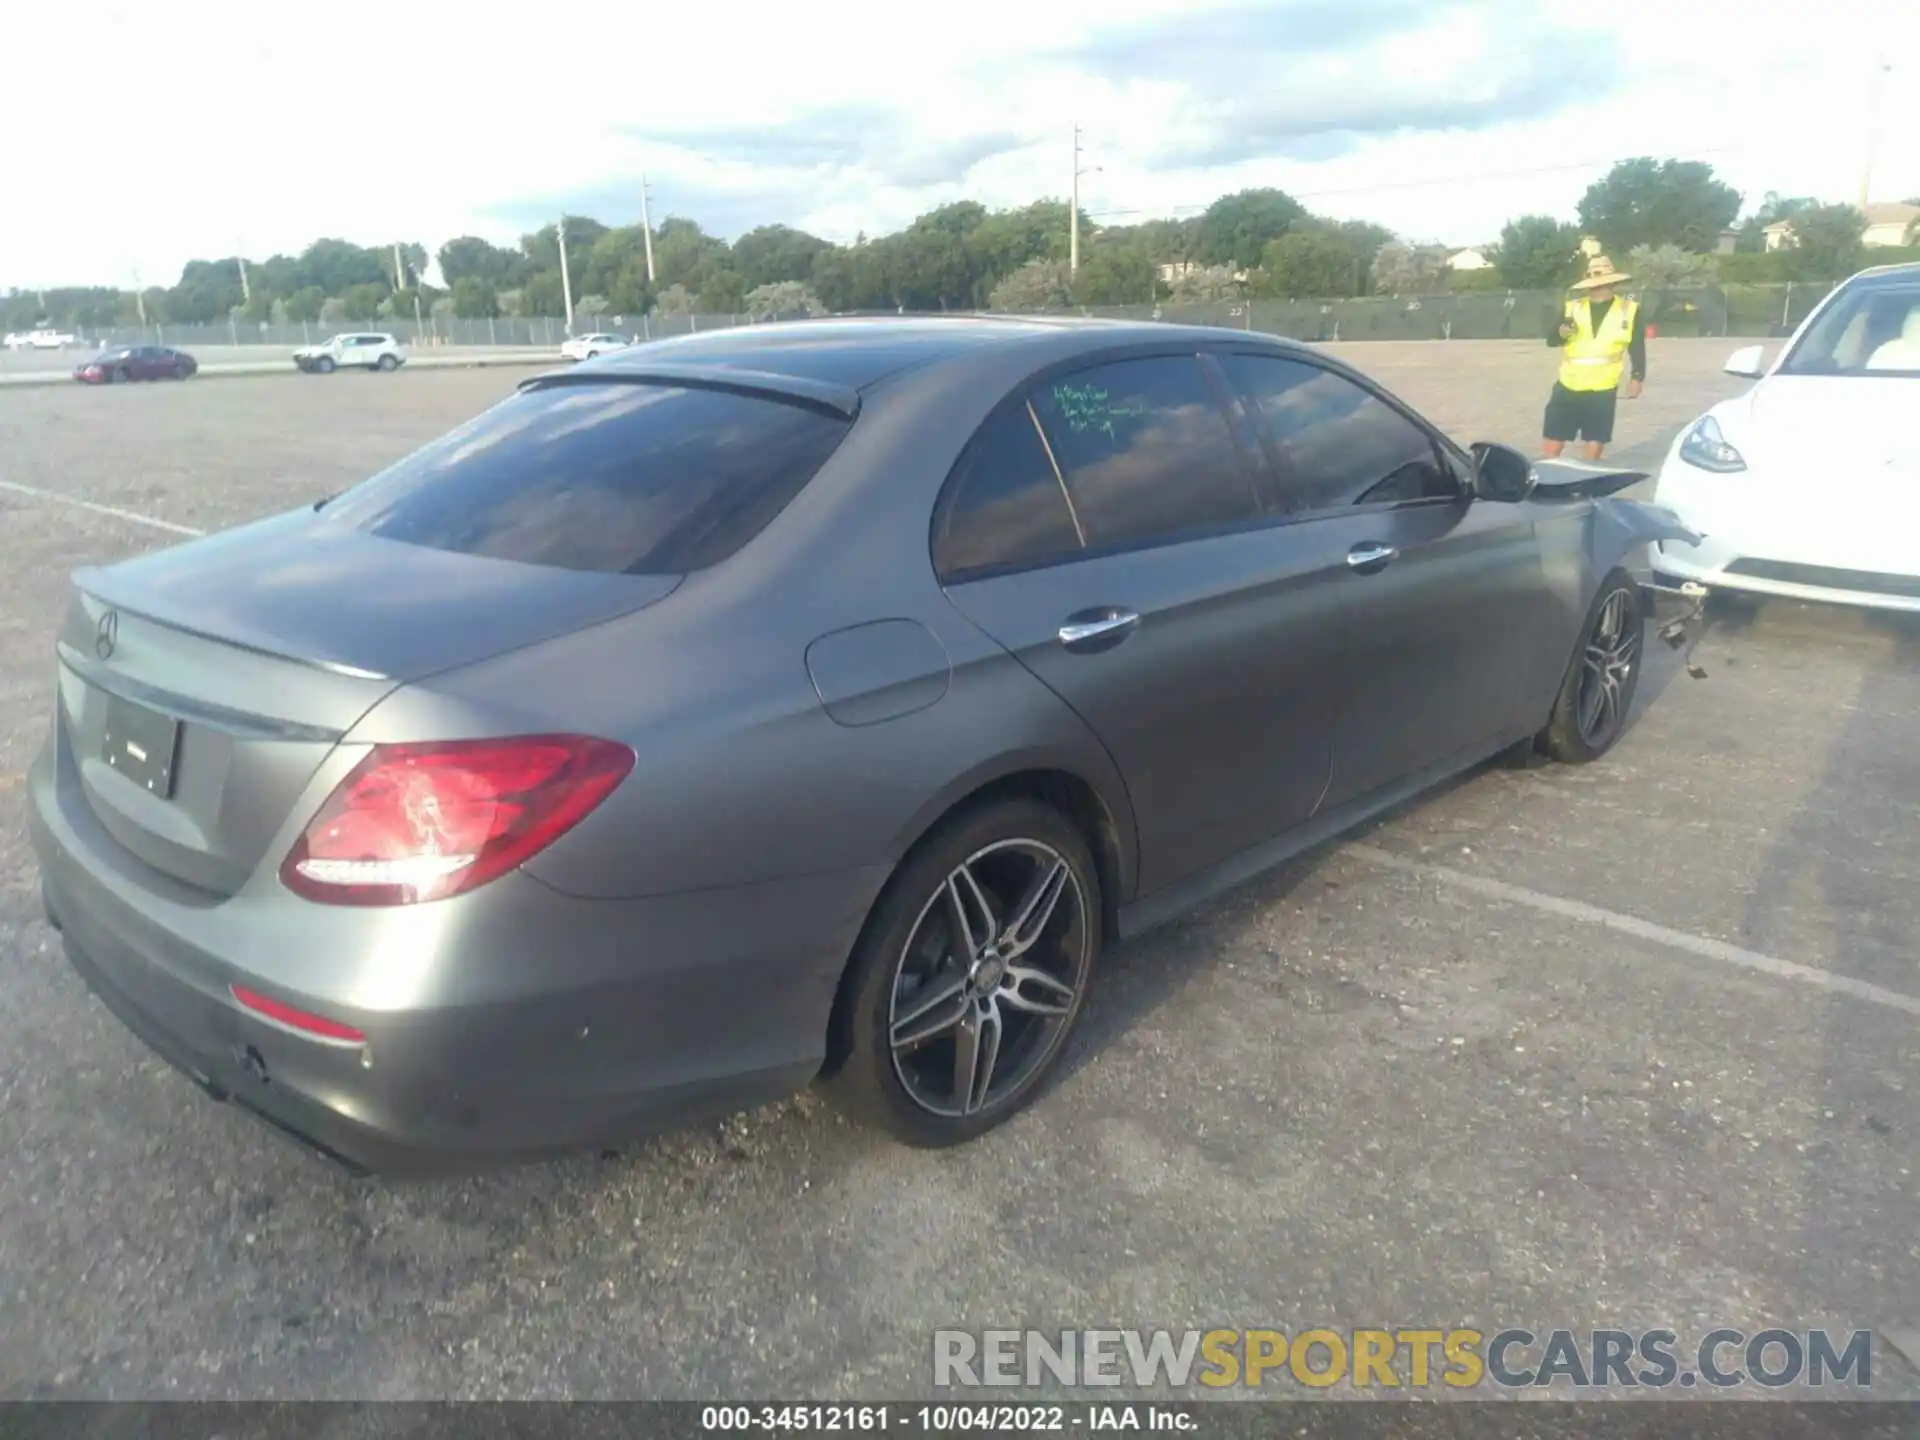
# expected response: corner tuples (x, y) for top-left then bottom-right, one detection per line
(1860, 54), (1891, 212)
(236, 252), (251, 306)
(557, 216), (576, 331)
(1070, 125), (1081, 275)
(640, 175), (657, 285)
(393, 242), (407, 293)
(132, 269), (146, 326)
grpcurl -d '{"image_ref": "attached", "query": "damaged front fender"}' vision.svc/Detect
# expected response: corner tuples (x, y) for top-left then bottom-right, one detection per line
(1595, 497), (1703, 553)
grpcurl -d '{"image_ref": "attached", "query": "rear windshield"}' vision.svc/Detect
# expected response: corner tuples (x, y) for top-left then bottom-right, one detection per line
(322, 380), (851, 575)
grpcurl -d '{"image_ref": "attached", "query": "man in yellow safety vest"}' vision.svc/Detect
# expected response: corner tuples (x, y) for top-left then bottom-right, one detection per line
(1541, 254), (1645, 462)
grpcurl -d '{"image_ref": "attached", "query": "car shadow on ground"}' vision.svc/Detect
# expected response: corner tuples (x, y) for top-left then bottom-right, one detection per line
(1728, 600), (1919, 1346)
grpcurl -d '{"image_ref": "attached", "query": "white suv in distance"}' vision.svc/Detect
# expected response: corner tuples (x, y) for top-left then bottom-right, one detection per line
(294, 332), (406, 374)
(5, 328), (79, 350)
(559, 332), (631, 361)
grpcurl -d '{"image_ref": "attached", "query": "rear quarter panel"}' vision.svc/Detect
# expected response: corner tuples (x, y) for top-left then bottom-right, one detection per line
(340, 365), (1143, 904)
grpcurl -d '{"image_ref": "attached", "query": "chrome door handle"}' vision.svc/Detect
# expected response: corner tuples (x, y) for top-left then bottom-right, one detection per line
(1346, 543), (1399, 570)
(1057, 609), (1140, 651)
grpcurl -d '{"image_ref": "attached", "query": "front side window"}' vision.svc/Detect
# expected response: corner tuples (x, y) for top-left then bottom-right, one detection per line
(1217, 353), (1458, 511)
(1781, 283), (1920, 376)
(1028, 355), (1260, 550)
(321, 381), (851, 575)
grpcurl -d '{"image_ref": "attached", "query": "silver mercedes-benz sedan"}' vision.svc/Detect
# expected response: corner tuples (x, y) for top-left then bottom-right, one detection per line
(28, 317), (1699, 1173)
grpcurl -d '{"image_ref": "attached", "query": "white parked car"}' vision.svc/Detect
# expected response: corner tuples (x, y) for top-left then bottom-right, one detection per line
(293, 332), (406, 374)
(5, 328), (78, 349)
(560, 332), (631, 361)
(1651, 262), (1920, 613)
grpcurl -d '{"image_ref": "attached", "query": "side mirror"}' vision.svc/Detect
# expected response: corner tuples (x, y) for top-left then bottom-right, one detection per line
(1723, 344), (1766, 379)
(1470, 442), (1536, 503)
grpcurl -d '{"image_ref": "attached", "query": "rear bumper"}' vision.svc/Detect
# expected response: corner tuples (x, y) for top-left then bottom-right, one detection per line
(27, 724), (878, 1176)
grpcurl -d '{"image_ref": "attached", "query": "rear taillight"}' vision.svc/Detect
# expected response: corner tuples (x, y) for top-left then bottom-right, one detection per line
(280, 735), (634, 906)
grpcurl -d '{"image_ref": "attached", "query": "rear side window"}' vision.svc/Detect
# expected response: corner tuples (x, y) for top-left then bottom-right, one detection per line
(1029, 355), (1259, 551)
(1217, 353), (1458, 511)
(933, 403), (1084, 579)
(322, 381), (851, 575)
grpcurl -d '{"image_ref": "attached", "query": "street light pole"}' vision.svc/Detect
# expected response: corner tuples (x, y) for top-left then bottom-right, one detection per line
(557, 216), (576, 332)
(640, 175), (657, 286)
(1070, 125), (1081, 275)
(1860, 54), (1891, 212)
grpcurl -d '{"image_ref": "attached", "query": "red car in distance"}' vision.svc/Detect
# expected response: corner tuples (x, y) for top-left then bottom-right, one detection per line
(73, 345), (198, 384)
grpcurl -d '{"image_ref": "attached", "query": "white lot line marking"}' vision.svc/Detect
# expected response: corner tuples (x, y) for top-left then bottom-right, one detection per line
(0, 480), (204, 538)
(1344, 843), (1920, 1019)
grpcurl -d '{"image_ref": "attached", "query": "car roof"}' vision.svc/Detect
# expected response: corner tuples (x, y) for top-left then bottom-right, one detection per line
(588, 314), (1299, 393)
(1847, 261), (1920, 287)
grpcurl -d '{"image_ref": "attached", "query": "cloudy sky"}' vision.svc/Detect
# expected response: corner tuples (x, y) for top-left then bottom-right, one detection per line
(7, 0), (1916, 289)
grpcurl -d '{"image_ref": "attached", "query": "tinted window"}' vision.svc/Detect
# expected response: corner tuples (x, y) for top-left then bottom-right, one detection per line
(1219, 354), (1458, 510)
(321, 381), (850, 575)
(934, 403), (1083, 578)
(1030, 355), (1258, 550)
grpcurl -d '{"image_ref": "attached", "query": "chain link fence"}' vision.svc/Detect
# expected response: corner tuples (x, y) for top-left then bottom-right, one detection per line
(53, 283), (1837, 353)
(1067, 283), (1838, 342)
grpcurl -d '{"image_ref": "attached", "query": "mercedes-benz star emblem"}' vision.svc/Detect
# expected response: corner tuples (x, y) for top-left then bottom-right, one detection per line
(95, 609), (119, 661)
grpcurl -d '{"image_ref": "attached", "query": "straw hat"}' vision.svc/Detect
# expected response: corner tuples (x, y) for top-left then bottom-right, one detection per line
(1571, 254), (1632, 290)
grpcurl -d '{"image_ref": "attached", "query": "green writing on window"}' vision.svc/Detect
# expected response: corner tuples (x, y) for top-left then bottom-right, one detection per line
(1051, 382), (1148, 440)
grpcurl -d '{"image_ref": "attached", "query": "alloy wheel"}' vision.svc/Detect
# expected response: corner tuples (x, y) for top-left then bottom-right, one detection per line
(1576, 587), (1640, 747)
(888, 839), (1090, 1118)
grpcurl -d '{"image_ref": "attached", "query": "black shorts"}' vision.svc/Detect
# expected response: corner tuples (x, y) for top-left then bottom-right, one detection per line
(1542, 383), (1618, 443)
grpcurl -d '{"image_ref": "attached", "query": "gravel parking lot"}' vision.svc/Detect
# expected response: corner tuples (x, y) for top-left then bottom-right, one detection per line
(0, 339), (1914, 1404)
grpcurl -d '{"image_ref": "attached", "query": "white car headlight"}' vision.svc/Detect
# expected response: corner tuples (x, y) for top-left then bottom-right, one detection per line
(1679, 415), (1746, 473)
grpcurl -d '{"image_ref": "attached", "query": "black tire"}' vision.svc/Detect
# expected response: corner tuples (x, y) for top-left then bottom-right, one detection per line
(315, 356), (335, 374)
(111, 366), (130, 384)
(376, 353), (398, 372)
(172, 363), (189, 380)
(1538, 569), (1644, 764)
(822, 797), (1102, 1146)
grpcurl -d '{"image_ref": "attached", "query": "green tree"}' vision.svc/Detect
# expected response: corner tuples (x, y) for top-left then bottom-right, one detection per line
(988, 258), (1075, 311)
(1624, 242), (1716, 292)
(653, 283), (697, 316)
(1261, 230), (1366, 298)
(1196, 188), (1307, 270)
(283, 286), (326, 323)
(731, 225), (834, 289)
(341, 283), (388, 321)
(298, 239), (391, 295)
(1073, 243), (1158, 304)
(520, 272), (565, 316)
(1167, 264), (1244, 302)
(1777, 203), (1866, 280)
(520, 216), (609, 274)
(652, 217), (731, 290)
(449, 278), (498, 318)
(1494, 215), (1584, 289)
(744, 281), (827, 320)
(1370, 243), (1444, 296)
(438, 235), (524, 285)
(966, 200), (1073, 286)
(1577, 158), (1742, 254)
(699, 270), (747, 313)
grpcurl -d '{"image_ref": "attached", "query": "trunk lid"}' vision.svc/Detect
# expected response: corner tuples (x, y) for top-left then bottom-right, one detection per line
(60, 506), (680, 895)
